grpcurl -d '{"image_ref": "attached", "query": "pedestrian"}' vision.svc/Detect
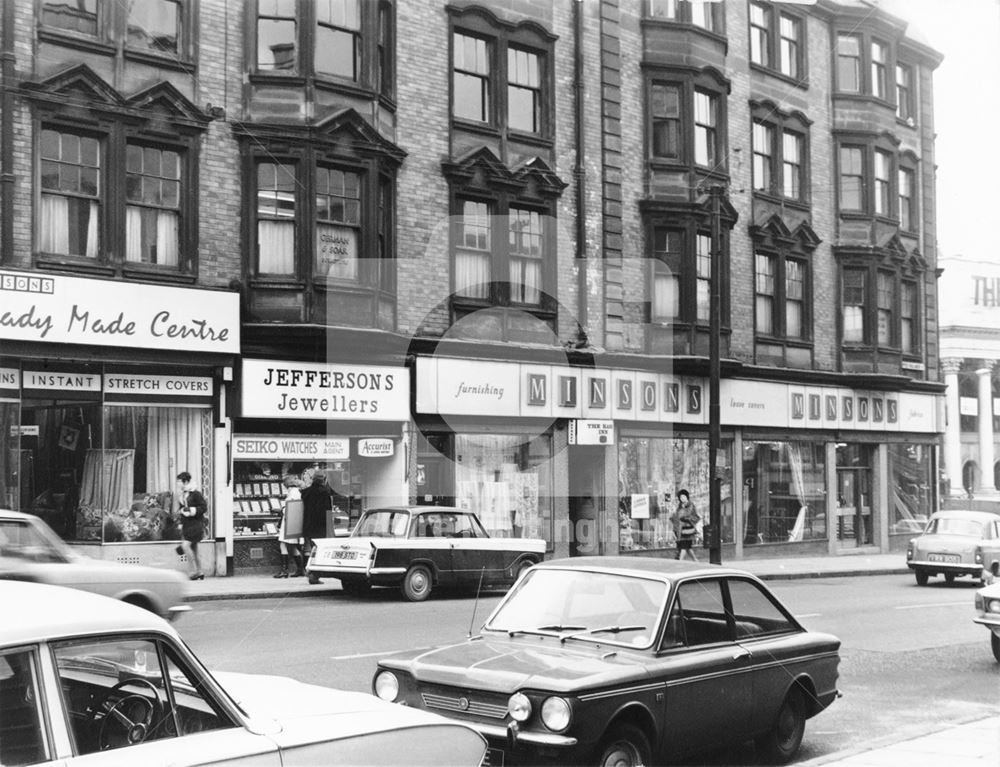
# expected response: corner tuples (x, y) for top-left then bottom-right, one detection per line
(301, 471), (334, 584)
(273, 475), (306, 578)
(175, 471), (207, 580)
(671, 489), (700, 561)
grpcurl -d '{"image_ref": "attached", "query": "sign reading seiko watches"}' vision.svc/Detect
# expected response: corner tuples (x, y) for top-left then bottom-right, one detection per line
(240, 360), (410, 421)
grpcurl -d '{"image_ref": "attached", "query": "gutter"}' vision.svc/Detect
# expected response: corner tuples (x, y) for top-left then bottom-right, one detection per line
(1, 0), (14, 261)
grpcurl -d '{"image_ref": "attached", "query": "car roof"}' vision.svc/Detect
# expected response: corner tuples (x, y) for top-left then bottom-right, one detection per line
(930, 510), (1000, 522)
(0, 509), (38, 521)
(364, 506), (474, 515)
(0, 581), (174, 647)
(532, 556), (756, 582)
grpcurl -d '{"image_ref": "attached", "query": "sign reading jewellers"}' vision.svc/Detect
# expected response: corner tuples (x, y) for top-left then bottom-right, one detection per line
(0, 270), (239, 354)
(240, 360), (410, 421)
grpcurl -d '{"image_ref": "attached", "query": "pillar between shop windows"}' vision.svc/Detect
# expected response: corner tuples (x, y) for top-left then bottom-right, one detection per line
(942, 358), (963, 498)
(976, 362), (997, 496)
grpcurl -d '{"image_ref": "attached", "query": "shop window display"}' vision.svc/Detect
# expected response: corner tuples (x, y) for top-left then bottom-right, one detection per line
(453, 433), (552, 545)
(231, 461), (350, 538)
(743, 441), (826, 545)
(16, 403), (212, 543)
(888, 443), (933, 534)
(618, 437), (733, 552)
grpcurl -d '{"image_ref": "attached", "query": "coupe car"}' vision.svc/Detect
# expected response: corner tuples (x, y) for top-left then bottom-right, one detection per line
(0, 580), (487, 766)
(372, 557), (841, 766)
(974, 579), (1000, 662)
(906, 509), (1000, 586)
(307, 506), (545, 601)
(0, 509), (189, 621)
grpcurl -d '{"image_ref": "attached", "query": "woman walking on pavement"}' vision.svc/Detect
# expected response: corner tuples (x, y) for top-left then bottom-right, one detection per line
(274, 475), (306, 578)
(176, 471), (208, 580)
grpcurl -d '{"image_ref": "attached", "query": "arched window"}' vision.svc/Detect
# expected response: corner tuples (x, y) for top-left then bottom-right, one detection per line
(962, 461), (978, 496)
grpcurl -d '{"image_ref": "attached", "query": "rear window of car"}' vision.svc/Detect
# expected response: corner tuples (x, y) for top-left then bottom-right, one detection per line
(726, 578), (798, 638)
(927, 518), (985, 537)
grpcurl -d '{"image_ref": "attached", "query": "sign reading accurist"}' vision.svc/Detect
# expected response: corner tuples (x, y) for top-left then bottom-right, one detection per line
(0, 270), (239, 354)
(240, 360), (410, 421)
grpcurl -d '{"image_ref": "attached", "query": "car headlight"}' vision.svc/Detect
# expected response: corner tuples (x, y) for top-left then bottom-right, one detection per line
(508, 692), (532, 722)
(987, 598), (1000, 614)
(373, 670), (399, 702)
(540, 696), (572, 731)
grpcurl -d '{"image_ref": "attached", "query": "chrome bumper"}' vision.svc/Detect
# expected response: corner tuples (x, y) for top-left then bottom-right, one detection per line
(167, 604), (192, 622)
(473, 722), (578, 748)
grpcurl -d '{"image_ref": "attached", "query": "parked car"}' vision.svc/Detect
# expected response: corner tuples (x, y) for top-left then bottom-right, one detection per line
(372, 557), (841, 766)
(0, 580), (487, 766)
(308, 506), (545, 601)
(0, 509), (190, 621)
(906, 509), (1000, 586)
(974, 579), (1000, 662)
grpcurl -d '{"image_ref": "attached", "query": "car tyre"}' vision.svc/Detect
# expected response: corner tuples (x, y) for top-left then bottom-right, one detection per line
(755, 686), (806, 765)
(402, 564), (433, 602)
(915, 570), (929, 586)
(595, 723), (651, 767)
(513, 559), (534, 584)
(991, 632), (1000, 663)
(944, 573), (956, 585)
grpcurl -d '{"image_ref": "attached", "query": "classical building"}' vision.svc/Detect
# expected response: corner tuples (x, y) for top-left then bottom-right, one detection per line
(0, 0), (943, 574)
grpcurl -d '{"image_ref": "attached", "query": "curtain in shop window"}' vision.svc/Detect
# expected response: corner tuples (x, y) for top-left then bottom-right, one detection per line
(40, 194), (99, 257)
(455, 434), (517, 536)
(786, 443), (807, 542)
(258, 219), (295, 274)
(79, 449), (134, 513)
(455, 252), (490, 299)
(146, 408), (204, 498)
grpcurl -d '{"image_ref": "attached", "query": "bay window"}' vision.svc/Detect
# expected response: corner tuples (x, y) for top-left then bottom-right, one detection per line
(651, 227), (719, 327)
(749, 2), (805, 82)
(837, 33), (861, 92)
(647, 71), (728, 174)
(41, 0), (189, 62)
(453, 33), (491, 123)
(839, 260), (923, 357)
(693, 90), (718, 167)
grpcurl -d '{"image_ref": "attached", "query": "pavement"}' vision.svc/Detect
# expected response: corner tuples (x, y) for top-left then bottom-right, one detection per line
(182, 552), (999, 767)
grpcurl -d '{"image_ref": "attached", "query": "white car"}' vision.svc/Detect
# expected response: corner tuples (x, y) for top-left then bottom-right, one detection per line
(974, 580), (1000, 662)
(906, 509), (1000, 586)
(0, 580), (487, 766)
(0, 509), (190, 621)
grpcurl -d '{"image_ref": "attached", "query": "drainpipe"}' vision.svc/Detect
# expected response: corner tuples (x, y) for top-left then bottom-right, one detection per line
(1, 0), (14, 262)
(573, 0), (588, 347)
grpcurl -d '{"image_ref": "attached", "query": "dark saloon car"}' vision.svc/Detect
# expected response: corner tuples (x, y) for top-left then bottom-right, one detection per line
(372, 557), (841, 766)
(308, 506), (545, 601)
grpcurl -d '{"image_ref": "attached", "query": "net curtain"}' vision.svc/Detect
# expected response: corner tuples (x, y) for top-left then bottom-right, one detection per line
(145, 407), (204, 501)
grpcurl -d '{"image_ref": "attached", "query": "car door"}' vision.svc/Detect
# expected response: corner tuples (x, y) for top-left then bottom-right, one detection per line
(47, 633), (281, 767)
(446, 513), (497, 584)
(1, 645), (68, 766)
(655, 578), (755, 758)
(412, 513), (456, 585)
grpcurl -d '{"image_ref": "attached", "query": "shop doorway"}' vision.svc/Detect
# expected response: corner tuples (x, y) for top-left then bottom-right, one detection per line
(568, 446), (604, 556)
(836, 444), (873, 548)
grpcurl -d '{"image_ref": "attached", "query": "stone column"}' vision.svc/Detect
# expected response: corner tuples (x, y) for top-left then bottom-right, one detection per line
(942, 358), (964, 497)
(976, 362), (996, 495)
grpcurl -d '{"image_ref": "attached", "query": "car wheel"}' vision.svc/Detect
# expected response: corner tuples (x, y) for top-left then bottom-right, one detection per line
(340, 579), (371, 596)
(991, 632), (1000, 663)
(595, 723), (651, 767)
(915, 570), (929, 586)
(401, 565), (433, 602)
(755, 686), (806, 765)
(944, 573), (956, 585)
(513, 559), (534, 583)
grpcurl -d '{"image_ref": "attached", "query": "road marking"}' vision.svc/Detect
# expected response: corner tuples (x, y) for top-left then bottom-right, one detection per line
(895, 601), (968, 610)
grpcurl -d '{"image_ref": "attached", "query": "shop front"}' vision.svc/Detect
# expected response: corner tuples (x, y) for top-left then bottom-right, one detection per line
(0, 270), (239, 571)
(231, 359), (410, 573)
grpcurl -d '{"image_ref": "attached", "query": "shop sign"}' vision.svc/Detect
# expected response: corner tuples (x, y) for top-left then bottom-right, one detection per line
(0, 367), (19, 389)
(104, 373), (213, 396)
(630, 494), (650, 520)
(240, 360), (410, 421)
(233, 434), (350, 461)
(569, 419), (615, 445)
(357, 438), (394, 458)
(960, 397), (978, 416)
(22, 370), (101, 392)
(9, 425), (39, 436)
(0, 270), (239, 354)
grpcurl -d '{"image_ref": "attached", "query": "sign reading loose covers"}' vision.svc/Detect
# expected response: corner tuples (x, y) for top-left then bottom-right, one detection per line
(0, 270), (239, 353)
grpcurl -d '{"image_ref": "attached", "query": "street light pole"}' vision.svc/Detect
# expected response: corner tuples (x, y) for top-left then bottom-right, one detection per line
(708, 185), (723, 565)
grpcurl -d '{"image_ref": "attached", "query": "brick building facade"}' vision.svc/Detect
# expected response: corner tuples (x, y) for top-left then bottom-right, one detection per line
(0, 0), (943, 574)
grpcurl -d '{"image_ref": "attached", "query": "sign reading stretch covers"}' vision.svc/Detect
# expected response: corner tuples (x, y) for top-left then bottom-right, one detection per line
(240, 360), (410, 421)
(0, 270), (239, 354)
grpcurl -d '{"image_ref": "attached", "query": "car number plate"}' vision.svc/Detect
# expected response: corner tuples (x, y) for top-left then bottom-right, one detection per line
(323, 550), (360, 561)
(928, 553), (959, 563)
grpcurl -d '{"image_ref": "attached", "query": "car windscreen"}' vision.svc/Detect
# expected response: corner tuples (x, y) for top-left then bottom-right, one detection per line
(927, 518), (985, 537)
(0, 519), (69, 563)
(354, 510), (410, 537)
(484, 568), (667, 648)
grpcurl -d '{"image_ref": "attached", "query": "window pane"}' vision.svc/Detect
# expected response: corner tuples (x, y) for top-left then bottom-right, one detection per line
(455, 201), (491, 299)
(651, 84), (680, 158)
(839, 147), (863, 210)
(896, 64), (913, 120)
(258, 19), (296, 70)
(510, 208), (543, 304)
(752, 122), (772, 192)
(39, 130), (101, 258)
(696, 234), (711, 322)
(750, 2), (770, 66)
(316, 27), (358, 79)
(127, 0), (180, 54)
(648, 0), (678, 20)
(837, 34), (860, 91)
(779, 14), (799, 78)
(0, 649), (50, 764)
(871, 41), (887, 99)
(843, 269), (865, 343)
(694, 91), (716, 167)
(782, 131), (802, 199)
(42, 0), (97, 35)
(874, 150), (891, 215)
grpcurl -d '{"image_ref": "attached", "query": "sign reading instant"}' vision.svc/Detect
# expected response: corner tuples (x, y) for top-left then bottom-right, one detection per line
(23, 371), (101, 392)
(240, 360), (410, 421)
(0, 270), (239, 354)
(233, 435), (349, 461)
